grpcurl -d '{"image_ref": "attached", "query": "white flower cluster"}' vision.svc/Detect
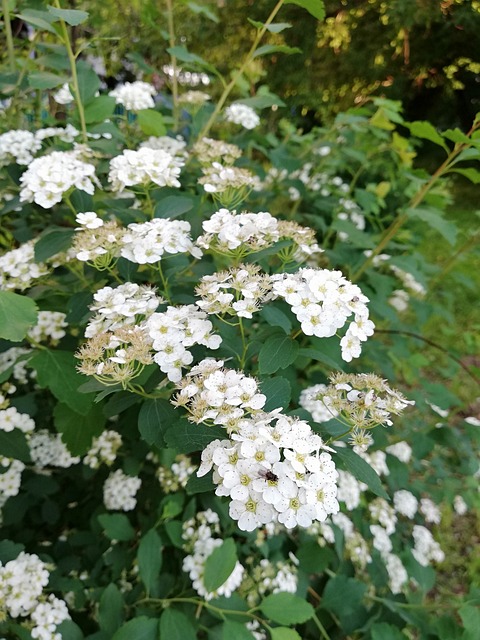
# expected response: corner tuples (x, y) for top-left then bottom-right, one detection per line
(19, 151), (97, 208)
(146, 306), (221, 382)
(29, 430), (80, 468)
(140, 135), (188, 159)
(412, 525), (445, 566)
(108, 147), (184, 192)
(225, 103), (260, 129)
(85, 283), (161, 338)
(157, 455), (196, 493)
(419, 497), (441, 524)
(319, 372), (414, 428)
(386, 440), (412, 463)
(103, 468), (141, 511)
(299, 383), (339, 423)
(182, 509), (245, 600)
(53, 82), (74, 104)
(0, 129), (42, 165)
(0, 241), (49, 291)
(393, 490), (418, 519)
(197, 209), (281, 254)
(245, 557), (298, 607)
(73, 219), (124, 265)
(178, 90), (211, 106)
(198, 162), (257, 196)
(192, 137), (242, 165)
(271, 268), (374, 362)
(121, 218), (202, 264)
(27, 311), (67, 344)
(0, 347), (32, 385)
(0, 552), (70, 637)
(108, 81), (156, 111)
(0, 456), (25, 502)
(84, 430), (122, 469)
(0, 406), (35, 433)
(195, 264), (273, 319)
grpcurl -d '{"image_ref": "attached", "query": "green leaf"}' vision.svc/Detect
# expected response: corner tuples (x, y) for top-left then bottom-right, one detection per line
(111, 617), (158, 640)
(0, 430), (32, 463)
(270, 629), (302, 640)
(138, 398), (176, 448)
(76, 62), (101, 104)
(160, 608), (197, 640)
(406, 207), (458, 245)
(297, 347), (342, 370)
(258, 336), (299, 374)
(260, 305), (292, 334)
(137, 109), (167, 136)
(459, 605), (480, 640)
(0, 540), (25, 563)
(29, 350), (95, 415)
(137, 529), (162, 595)
(248, 19), (292, 33)
(296, 542), (334, 573)
(28, 71), (66, 89)
(334, 447), (389, 500)
(84, 96), (116, 124)
(98, 584), (124, 636)
(0, 291), (38, 342)
(154, 195), (195, 219)
(221, 620), (256, 640)
(371, 623), (407, 640)
(449, 167), (480, 183)
(284, 0), (326, 20)
(17, 11), (59, 34)
(260, 593), (314, 625)
(167, 45), (211, 69)
(321, 575), (367, 618)
(185, 471), (215, 495)
(185, 1), (219, 23)
(261, 376), (291, 411)
(406, 121), (449, 152)
(55, 620), (84, 640)
(164, 420), (226, 454)
(98, 513), (135, 541)
(442, 128), (472, 144)
(34, 227), (75, 262)
(253, 44), (302, 59)
(204, 538), (238, 593)
(47, 5), (89, 26)
(53, 402), (106, 456)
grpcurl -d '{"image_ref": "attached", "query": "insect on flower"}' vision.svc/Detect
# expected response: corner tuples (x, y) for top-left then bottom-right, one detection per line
(257, 469), (279, 483)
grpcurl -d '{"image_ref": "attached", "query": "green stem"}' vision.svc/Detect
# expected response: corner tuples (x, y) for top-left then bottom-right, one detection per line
(426, 231), (480, 293)
(2, 0), (16, 72)
(165, 0), (179, 129)
(312, 613), (332, 640)
(238, 317), (248, 368)
(351, 122), (480, 282)
(197, 0), (285, 140)
(53, 0), (88, 143)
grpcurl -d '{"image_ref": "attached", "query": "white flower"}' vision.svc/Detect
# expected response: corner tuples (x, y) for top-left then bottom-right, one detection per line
(225, 103), (260, 129)
(103, 469), (141, 511)
(109, 81), (156, 111)
(229, 491), (275, 531)
(0, 129), (42, 166)
(108, 147), (184, 192)
(393, 490), (418, 519)
(53, 82), (74, 105)
(76, 211), (104, 229)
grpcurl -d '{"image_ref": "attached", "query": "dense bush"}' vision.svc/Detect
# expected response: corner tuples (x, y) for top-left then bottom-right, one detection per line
(0, 1), (479, 639)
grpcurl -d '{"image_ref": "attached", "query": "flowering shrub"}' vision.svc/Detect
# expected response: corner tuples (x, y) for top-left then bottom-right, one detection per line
(0, 1), (479, 639)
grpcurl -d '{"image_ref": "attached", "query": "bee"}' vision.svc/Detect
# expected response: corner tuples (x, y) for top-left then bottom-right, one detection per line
(258, 469), (279, 483)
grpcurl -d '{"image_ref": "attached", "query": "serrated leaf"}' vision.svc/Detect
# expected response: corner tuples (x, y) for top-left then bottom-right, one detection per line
(28, 71), (66, 89)
(261, 376), (291, 411)
(0, 291), (38, 342)
(76, 62), (101, 104)
(270, 629), (302, 640)
(137, 529), (162, 596)
(442, 128), (471, 144)
(321, 575), (367, 617)
(406, 207), (458, 245)
(98, 513), (135, 541)
(203, 538), (238, 593)
(449, 167), (480, 183)
(0, 430), (31, 463)
(53, 402), (106, 456)
(137, 109), (166, 136)
(154, 195), (195, 219)
(259, 336), (299, 374)
(248, 19), (292, 33)
(47, 5), (89, 26)
(160, 608), (197, 640)
(221, 619), (256, 640)
(29, 350), (95, 415)
(260, 593), (314, 625)
(34, 227), (75, 262)
(284, 0), (326, 20)
(111, 617), (158, 640)
(371, 622), (407, 640)
(138, 398), (175, 448)
(297, 347), (341, 370)
(98, 584), (124, 636)
(164, 420), (226, 454)
(253, 44), (302, 59)
(407, 121), (449, 152)
(334, 447), (389, 500)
